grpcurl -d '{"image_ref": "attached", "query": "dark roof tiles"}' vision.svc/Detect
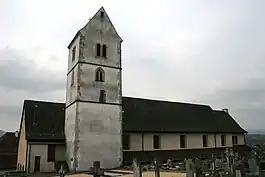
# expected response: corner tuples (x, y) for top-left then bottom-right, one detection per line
(23, 100), (65, 141)
(122, 97), (247, 133)
(0, 132), (18, 153)
(212, 110), (247, 133)
(21, 97), (246, 141)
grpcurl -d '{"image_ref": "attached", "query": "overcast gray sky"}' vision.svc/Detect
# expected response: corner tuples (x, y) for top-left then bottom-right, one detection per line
(1, 0), (265, 131)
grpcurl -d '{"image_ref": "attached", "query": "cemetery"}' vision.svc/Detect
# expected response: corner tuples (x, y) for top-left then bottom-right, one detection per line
(53, 145), (265, 177)
(1, 144), (265, 177)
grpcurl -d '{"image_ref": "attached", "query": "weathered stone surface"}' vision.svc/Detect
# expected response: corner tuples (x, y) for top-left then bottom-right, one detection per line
(65, 7), (123, 171)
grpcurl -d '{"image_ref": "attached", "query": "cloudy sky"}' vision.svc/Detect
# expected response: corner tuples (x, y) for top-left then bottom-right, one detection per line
(1, 0), (265, 132)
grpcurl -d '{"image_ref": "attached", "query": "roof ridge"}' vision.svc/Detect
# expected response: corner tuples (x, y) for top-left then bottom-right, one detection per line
(24, 99), (65, 104)
(122, 96), (211, 107)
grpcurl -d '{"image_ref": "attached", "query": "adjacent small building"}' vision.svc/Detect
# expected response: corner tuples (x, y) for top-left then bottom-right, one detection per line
(16, 100), (66, 173)
(0, 132), (18, 171)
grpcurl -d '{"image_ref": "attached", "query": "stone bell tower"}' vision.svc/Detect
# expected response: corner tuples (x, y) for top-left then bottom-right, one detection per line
(64, 7), (123, 171)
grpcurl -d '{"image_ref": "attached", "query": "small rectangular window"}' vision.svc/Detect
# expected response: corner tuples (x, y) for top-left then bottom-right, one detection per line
(47, 144), (56, 162)
(100, 11), (104, 18)
(232, 136), (238, 145)
(99, 90), (106, 103)
(123, 134), (130, 150)
(72, 46), (76, 61)
(203, 135), (208, 147)
(102, 44), (107, 58)
(71, 71), (74, 86)
(180, 135), (186, 148)
(96, 43), (101, 57)
(221, 135), (226, 146)
(153, 135), (160, 149)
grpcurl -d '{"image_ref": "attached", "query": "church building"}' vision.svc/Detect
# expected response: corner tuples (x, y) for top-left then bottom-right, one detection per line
(16, 7), (247, 173)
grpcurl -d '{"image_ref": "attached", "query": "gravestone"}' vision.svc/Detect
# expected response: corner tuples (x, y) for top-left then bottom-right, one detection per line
(133, 158), (142, 177)
(185, 158), (194, 177)
(235, 169), (242, 177)
(248, 158), (260, 176)
(90, 161), (104, 177)
(211, 154), (216, 174)
(201, 161), (209, 172)
(194, 158), (202, 177)
(154, 158), (160, 177)
(215, 159), (222, 169)
(59, 164), (66, 177)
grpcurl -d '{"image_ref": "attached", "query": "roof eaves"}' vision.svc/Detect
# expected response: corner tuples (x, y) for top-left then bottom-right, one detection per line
(19, 101), (27, 140)
(67, 30), (81, 49)
(213, 110), (248, 134)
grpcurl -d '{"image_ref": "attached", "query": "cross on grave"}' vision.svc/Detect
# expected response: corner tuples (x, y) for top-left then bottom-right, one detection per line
(90, 161), (104, 177)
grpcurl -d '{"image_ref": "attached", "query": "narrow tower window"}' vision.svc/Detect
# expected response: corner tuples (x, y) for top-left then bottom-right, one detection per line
(102, 44), (107, 58)
(72, 46), (76, 61)
(100, 11), (104, 18)
(99, 90), (106, 103)
(95, 68), (105, 82)
(96, 43), (101, 57)
(71, 71), (74, 86)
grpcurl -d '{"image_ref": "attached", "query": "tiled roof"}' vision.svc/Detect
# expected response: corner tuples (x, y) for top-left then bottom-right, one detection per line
(212, 110), (247, 133)
(23, 100), (65, 141)
(21, 97), (247, 141)
(122, 97), (247, 133)
(0, 132), (18, 153)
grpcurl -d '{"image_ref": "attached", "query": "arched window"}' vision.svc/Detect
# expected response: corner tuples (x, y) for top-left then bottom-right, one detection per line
(95, 67), (105, 82)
